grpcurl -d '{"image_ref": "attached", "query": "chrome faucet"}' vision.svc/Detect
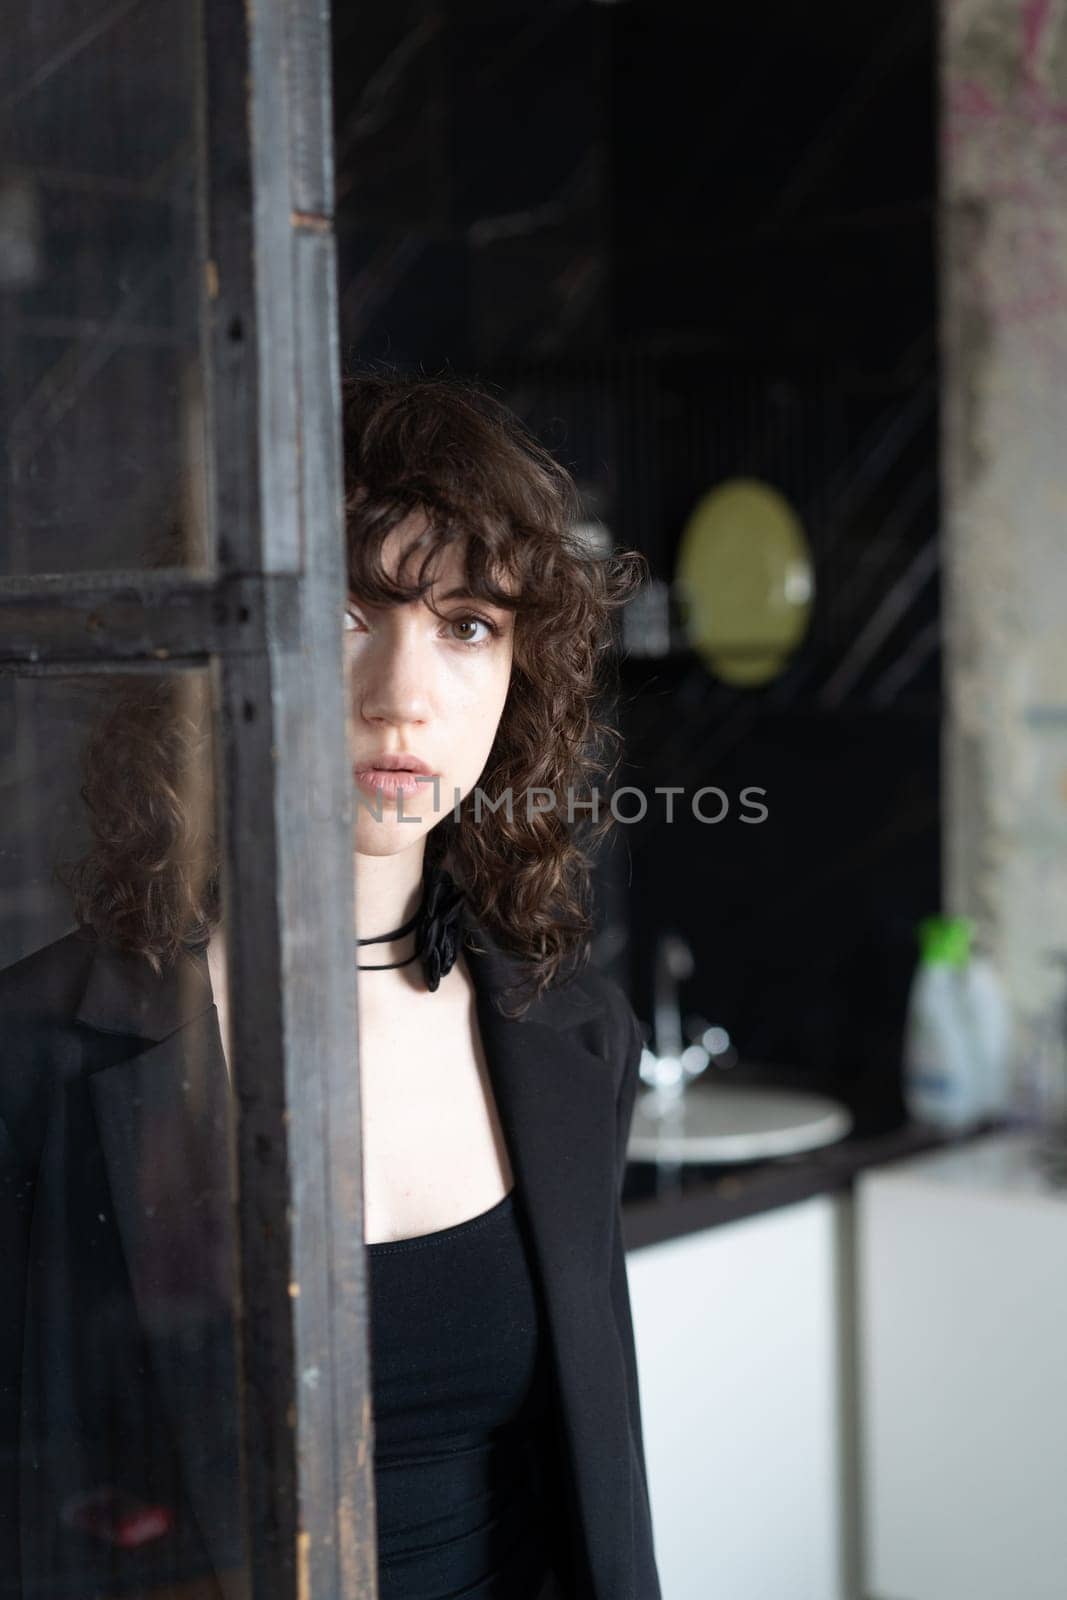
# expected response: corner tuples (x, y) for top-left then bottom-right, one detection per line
(642, 931), (713, 1095)
(653, 931), (691, 1060)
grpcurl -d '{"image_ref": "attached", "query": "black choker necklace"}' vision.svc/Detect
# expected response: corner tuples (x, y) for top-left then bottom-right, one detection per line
(355, 864), (466, 992)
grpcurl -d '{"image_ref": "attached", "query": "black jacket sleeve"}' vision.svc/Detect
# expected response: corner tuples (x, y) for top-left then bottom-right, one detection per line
(0, 1111), (33, 1597)
(607, 992), (662, 1597)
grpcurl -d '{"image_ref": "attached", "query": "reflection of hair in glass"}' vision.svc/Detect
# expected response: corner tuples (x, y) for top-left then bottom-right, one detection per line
(61, 369), (647, 1009)
(58, 672), (220, 978)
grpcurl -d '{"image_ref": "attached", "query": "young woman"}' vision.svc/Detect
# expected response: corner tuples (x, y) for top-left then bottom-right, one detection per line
(0, 371), (661, 1600)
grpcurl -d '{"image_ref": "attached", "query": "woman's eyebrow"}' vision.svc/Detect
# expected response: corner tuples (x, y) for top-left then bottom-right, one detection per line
(348, 586), (516, 610)
(437, 585), (514, 608)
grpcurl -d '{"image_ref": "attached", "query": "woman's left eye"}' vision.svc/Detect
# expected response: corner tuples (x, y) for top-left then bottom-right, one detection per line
(342, 609), (498, 646)
(449, 615), (498, 647)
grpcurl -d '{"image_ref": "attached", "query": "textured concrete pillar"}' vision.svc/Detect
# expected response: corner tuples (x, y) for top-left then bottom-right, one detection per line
(941, 0), (1067, 1038)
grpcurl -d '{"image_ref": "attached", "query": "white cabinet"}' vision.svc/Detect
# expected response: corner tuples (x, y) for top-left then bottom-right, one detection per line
(626, 1194), (849, 1600)
(855, 1133), (1067, 1600)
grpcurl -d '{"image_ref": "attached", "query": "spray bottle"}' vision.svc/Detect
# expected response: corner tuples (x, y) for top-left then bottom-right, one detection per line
(903, 916), (1009, 1132)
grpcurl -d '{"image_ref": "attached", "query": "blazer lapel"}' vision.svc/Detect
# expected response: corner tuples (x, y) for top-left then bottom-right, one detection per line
(462, 916), (637, 1600)
(67, 939), (245, 1595)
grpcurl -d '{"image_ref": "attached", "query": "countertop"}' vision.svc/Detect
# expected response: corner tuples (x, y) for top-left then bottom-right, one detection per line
(620, 1113), (1011, 1252)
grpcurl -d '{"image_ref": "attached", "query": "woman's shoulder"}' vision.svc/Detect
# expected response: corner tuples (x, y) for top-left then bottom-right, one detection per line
(569, 962), (635, 1027)
(0, 925), (98, 1022)
(556, 960), (643, 1087)
(0, 927), (100, 1161)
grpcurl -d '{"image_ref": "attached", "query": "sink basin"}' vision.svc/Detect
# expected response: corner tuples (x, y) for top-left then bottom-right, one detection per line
(627, 1080), (853, 1165)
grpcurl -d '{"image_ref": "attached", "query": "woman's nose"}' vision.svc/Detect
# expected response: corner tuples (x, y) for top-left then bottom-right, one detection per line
(355, 624), (432, 726)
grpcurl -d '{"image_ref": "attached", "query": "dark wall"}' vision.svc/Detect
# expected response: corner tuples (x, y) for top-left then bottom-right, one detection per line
(332, 0), (940, 1134)
(608, 0), (935, 363)
(332, 0), (609, 372)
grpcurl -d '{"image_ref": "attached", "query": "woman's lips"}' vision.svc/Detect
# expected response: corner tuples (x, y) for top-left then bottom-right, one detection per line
(354, 767), (436, 799)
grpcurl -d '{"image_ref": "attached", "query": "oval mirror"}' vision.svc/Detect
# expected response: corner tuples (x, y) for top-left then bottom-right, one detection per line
(675, 477), (814, 686)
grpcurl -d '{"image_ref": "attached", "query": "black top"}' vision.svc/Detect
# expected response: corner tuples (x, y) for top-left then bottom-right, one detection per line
(368, 1186), (561, 1600)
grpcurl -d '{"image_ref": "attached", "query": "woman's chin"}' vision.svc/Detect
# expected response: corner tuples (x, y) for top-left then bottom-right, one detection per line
(352, 821), (432, 858)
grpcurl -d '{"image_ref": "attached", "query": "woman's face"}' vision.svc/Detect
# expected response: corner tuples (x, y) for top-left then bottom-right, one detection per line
(345, 513), (515, 858)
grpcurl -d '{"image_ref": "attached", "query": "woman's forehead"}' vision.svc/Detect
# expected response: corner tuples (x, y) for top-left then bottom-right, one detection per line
(362, 525), (519, 602)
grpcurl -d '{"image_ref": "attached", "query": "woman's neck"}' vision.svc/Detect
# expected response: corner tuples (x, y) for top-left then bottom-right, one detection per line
(353, 848), (426, 956)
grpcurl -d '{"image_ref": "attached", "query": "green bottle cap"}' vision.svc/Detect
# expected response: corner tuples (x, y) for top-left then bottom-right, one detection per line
(916, 915), (973, 968)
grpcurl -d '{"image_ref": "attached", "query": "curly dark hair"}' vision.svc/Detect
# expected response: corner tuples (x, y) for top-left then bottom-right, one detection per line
(58, 669), (220, 978)
(62, 368), (648, 1005)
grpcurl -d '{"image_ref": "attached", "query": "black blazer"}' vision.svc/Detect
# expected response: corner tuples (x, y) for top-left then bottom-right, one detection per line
(0, 912), (661, 1600)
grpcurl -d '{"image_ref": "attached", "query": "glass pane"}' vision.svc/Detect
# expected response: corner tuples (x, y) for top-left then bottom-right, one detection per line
(0, 669), (247, 1598)
(1, 0), (210, 575)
